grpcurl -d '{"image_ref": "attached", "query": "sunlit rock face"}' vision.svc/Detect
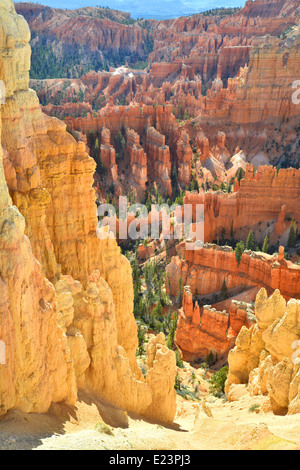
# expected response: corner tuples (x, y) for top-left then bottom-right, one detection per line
(226, 289), (300, 415)
(0, 0), (177, 423)
(0, 0), (77, 415)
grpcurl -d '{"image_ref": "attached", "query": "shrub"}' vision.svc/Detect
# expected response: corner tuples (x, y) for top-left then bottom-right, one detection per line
(209, 366), (229, 397)
(95, 422), (114, 435)
(248, 404), (261, 413)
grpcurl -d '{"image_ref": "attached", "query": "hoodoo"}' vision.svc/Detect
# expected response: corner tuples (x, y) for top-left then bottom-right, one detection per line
(0, 0), (177, 423)
(0, 0), (299, 451)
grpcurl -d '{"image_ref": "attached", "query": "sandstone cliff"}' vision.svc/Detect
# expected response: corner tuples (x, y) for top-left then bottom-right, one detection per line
(16, 3), (149, 78)
(66, 103), (190, 196)
(22, 0), (300, 186)
(226, 288), (300, 415)
(0, 0), (76, 414)
(176, 286), (255, 361)
(167, 242), (300, 362)
(0, 0), (177, 423)
(167, 243), (300, 302)
(183, 164), (300, 245)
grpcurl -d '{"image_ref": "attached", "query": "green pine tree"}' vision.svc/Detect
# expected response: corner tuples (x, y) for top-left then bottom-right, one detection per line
(288, 219), (297, 248)
(246, 230), (255, 251)
(237, 167), (244, 182)
(262, 232), (270, 253)
(166, 310), (178, 350)
(235, 241), (245, 266)
(221, 279), (228, 299)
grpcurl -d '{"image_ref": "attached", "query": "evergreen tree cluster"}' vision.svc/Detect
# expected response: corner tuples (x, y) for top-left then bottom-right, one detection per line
(30, 31), (152, 80)
(128, 253), (182, 361)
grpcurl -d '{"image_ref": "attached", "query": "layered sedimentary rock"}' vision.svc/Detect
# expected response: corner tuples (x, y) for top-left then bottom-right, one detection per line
(146, 126), (172, 195)
(17, 0), (299, 84)
(126, 128), (147, 195)
(170, 239), (300, 361)
(198, 39), (300, 125)
(241, 0), (300, 20)
(100, 127), (119, 185)
(23, 0), (300, 187)
(192, 34), (300, 169)
(66, 104), (184, 198)
(183, 164), (300, 244)
(0, 1), (177, 423)
(144, 332), (177, 423)
(166, 244), (300, 301)
(148, 0), (298, 83)
(0, 0), (77, 414)
(100, 127), (116, 168)
(16, 3), (148, 77)
(176, 130), (192, 187)
(176, 286), (255, 361)
(226, 288), (300, 415)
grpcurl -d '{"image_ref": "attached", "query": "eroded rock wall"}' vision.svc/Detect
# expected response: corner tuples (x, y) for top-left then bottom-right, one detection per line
(0, 0), (77, 415)
(0, 1), (177, 423)
(167, 243), (300, 301)
(183, 164), (300, 244)
(176, 286), (255, 361)
(226, 288), (300, 415)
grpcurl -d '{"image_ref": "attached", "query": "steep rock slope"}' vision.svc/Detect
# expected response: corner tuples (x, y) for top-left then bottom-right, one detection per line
(226, 288), (300, 415)
(0, 0), (76, 414)
(15, 3), (150, 78)
(166, 244), (300, 301)
(0, 0), (176, 423)
(183, 164), (300, 244)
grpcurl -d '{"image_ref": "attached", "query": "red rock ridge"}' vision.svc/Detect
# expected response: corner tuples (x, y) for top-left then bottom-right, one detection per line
(176, 286), (255, 361)
(183, 164), (300, 244)
(166, 244), (300, 301)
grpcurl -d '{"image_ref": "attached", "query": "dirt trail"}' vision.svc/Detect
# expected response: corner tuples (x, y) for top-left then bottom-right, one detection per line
(0, 391), (299, 450)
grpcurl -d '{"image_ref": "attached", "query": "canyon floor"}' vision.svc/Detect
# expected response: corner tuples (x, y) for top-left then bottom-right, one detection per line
(0, 390), (299, 451)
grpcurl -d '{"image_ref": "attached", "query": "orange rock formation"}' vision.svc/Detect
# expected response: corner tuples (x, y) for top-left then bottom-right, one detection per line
(167, 239), (300, 362)
(0, 0), (177, 423)
(176, 286), (255, 361)
(183, 164), (300, 244)
(23, 0), (300, 188)
(66, 103), (194, 195)
(226, 288), (300, 415)
(167, 244), (300, 301)
(126, 128), (148, 196)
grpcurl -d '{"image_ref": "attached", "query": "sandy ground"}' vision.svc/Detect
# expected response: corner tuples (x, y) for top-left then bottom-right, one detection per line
(0, 389), (299, 451)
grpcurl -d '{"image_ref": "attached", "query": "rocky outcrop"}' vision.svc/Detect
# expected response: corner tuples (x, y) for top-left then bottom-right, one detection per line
(167, 239), (299, 362)
(241, 0), (300, 19)
(16, 3), (148, 78)
(23, 0), (300, 185)
(146, 126), (172, 196)
(214, 41), (300, 125)
(144, 332), (177, 423)
(0, 0), (177, 423)
(226, 288), (300, 415)
(148, 0), (298, 84)
(176, 130), (192, 187)
(176, 286), (255, 361)
(100, 127), (119, 185)
(65, 103), (183, 198)
(126, 128), (147, 196)
(0, 0), (76, 415)
(183, 164), (300, 245)
(166, 244), (300, 301)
